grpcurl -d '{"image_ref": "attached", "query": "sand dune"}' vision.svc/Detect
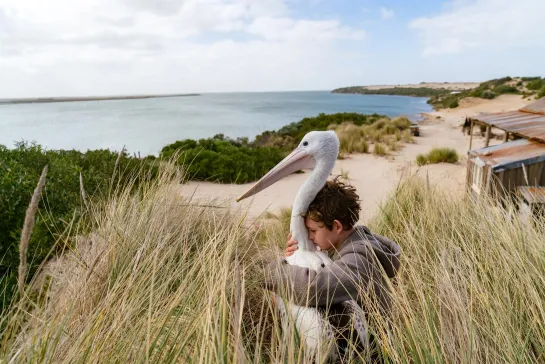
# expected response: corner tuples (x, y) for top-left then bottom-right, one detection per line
(183, 94), (531, 224)
(362, 82), (479, 91)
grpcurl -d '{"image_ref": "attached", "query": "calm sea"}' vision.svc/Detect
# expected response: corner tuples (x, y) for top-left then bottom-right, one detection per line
(0, 91), (432, 155)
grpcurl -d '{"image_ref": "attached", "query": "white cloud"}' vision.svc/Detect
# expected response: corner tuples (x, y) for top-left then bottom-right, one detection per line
(247, 17), (364, 42)
(380, 7), (394, 20)
(410, 0), (545, 56)
(0, 0), (366, 96)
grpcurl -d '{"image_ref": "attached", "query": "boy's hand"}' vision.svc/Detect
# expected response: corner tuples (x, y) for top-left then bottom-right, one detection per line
(285, 232), (298, 257)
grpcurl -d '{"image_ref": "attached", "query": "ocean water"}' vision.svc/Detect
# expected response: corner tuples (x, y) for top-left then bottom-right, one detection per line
(0, 91), (432, 155)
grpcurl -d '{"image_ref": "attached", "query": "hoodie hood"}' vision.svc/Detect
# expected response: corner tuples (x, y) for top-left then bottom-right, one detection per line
(340, 225), (401, 278)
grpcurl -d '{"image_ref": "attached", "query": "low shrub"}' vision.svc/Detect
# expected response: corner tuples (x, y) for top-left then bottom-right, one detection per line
(494, 85), (519, 94)
(401, 129), (415, 144)
(336, 123), (370, 154)
(537, 86), (545, 99)
(526, 79), (543, 91)
(481, 90), (496, 99)
(385, 138), (399, 151)
(521, 76), (541, 81)
(416, 154), (428, 166)
(161, 135), (285, 184)
(373, 143), (387, 156)
(417, 147), (459, 165)
(0, 142), (155, 311)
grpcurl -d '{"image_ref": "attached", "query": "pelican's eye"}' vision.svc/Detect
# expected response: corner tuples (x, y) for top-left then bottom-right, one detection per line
(302, 141), (308, 146)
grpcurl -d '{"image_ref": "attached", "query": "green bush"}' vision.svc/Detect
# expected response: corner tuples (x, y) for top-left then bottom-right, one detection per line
(417, 147), (459, 165)
(448, 99), (459, 108)
(161, 135), (285, 184)
(494, 85), (519, 94)
(537, 86), (545, 99)
(526, 79), (543, 91)
(481, 90), (496, 99)
(0, 142), (155, 311)
(521, 77), (541, 82)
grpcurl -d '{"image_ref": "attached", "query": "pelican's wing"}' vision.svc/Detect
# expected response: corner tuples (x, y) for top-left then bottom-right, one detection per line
(340, 300), (369, 351)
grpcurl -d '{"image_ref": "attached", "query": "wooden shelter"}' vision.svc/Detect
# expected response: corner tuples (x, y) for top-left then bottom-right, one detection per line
(467, 139), (545, 198)
(467, 97), (545, 150)
(467, 98), (545, 202)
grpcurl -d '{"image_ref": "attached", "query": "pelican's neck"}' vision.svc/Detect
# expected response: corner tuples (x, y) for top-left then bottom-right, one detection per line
(290, 159), (335, 251)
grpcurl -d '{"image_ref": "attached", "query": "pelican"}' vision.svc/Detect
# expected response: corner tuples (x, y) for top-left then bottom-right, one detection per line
(237, 131), (366, 357)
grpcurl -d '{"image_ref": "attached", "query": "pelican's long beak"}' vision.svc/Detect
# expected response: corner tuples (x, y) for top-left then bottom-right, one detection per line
(236, 147), (315, 202)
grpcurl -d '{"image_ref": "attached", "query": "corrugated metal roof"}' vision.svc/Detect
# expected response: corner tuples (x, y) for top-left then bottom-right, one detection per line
(520, 97), (545, 115)
(517, 186), (545, 204)
(471, 97), (545, 143)
(469, 139), (545, 171)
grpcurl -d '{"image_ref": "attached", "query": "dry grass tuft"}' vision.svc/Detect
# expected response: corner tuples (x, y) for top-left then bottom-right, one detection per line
(373, 143), (387, 156)
(417, 147), (459, 166)
(333, 117), (413, 157)
(2, 164), (544, 363)
(18, 165), (48, 299)
(334, 122), (369, 154)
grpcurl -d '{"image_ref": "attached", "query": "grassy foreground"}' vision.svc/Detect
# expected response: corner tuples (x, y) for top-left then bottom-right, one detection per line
(1, 164), (544, 363)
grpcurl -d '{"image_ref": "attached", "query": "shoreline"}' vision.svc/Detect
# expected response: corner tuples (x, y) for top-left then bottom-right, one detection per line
(0, 93), (200, 106)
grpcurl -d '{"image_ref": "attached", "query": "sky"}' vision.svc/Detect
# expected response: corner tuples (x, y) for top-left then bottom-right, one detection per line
(0, 0), (544, 97)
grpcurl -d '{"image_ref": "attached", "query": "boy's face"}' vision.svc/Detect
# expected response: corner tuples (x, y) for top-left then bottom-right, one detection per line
(305, 217), (343, 251)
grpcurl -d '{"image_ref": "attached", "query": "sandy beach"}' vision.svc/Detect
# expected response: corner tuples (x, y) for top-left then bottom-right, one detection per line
(183, 94), (533, 224)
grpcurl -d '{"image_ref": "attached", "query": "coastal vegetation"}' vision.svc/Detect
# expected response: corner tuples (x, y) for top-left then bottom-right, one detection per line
(334, 76), (545, 110)
(162, 113), (412, 181)
(427, 76), (545, 109)
(416, 147), (459, 166)
(1, 164), (543, 362)
(253, 112), (383, 150)
(330, 116), (413, 156)
(426, 77), (523, 109)
(160, 135), (284, 184)
(332, 86), (451, 98)
(0, 142), (157, 311)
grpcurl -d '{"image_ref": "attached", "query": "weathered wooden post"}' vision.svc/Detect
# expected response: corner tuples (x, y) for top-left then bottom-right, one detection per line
(469, 119), (474, 151)
(485, 125), (491, 147)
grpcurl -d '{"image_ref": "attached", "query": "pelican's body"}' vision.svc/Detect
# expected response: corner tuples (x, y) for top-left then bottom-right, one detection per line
(237, 131), (360, 357)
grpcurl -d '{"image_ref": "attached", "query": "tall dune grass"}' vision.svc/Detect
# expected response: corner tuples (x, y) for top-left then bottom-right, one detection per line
(370, 180), (545, 363)
(333, 117), (413, 156)
(1, 163), (544, 363)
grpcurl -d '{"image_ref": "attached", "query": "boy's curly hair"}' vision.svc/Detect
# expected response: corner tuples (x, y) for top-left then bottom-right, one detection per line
(303, 176), (361, 231)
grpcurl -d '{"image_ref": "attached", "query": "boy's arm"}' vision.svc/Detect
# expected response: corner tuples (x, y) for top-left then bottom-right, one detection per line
(264, 253), (374, 307)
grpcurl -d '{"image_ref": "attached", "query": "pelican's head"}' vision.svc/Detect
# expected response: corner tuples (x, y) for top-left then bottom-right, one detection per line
(298, 130), (339, 163)
(236, 130), (339, 202)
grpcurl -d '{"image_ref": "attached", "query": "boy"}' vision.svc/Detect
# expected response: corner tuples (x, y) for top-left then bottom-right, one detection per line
(265, 177), (401, 358)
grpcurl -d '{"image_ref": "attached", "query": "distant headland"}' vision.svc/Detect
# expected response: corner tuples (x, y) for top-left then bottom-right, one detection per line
(0, 93), (201, 105)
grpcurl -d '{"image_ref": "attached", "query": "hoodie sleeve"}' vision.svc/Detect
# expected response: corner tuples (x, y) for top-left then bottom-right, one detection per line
(371, 233), (401, 278)
(265, 252), (376, 307)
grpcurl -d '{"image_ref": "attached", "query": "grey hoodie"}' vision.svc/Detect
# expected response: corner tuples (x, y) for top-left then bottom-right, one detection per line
(265, 225), (401, 314)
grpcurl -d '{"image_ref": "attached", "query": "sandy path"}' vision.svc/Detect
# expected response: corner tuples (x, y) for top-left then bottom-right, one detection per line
(182, 94), (531, 224)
